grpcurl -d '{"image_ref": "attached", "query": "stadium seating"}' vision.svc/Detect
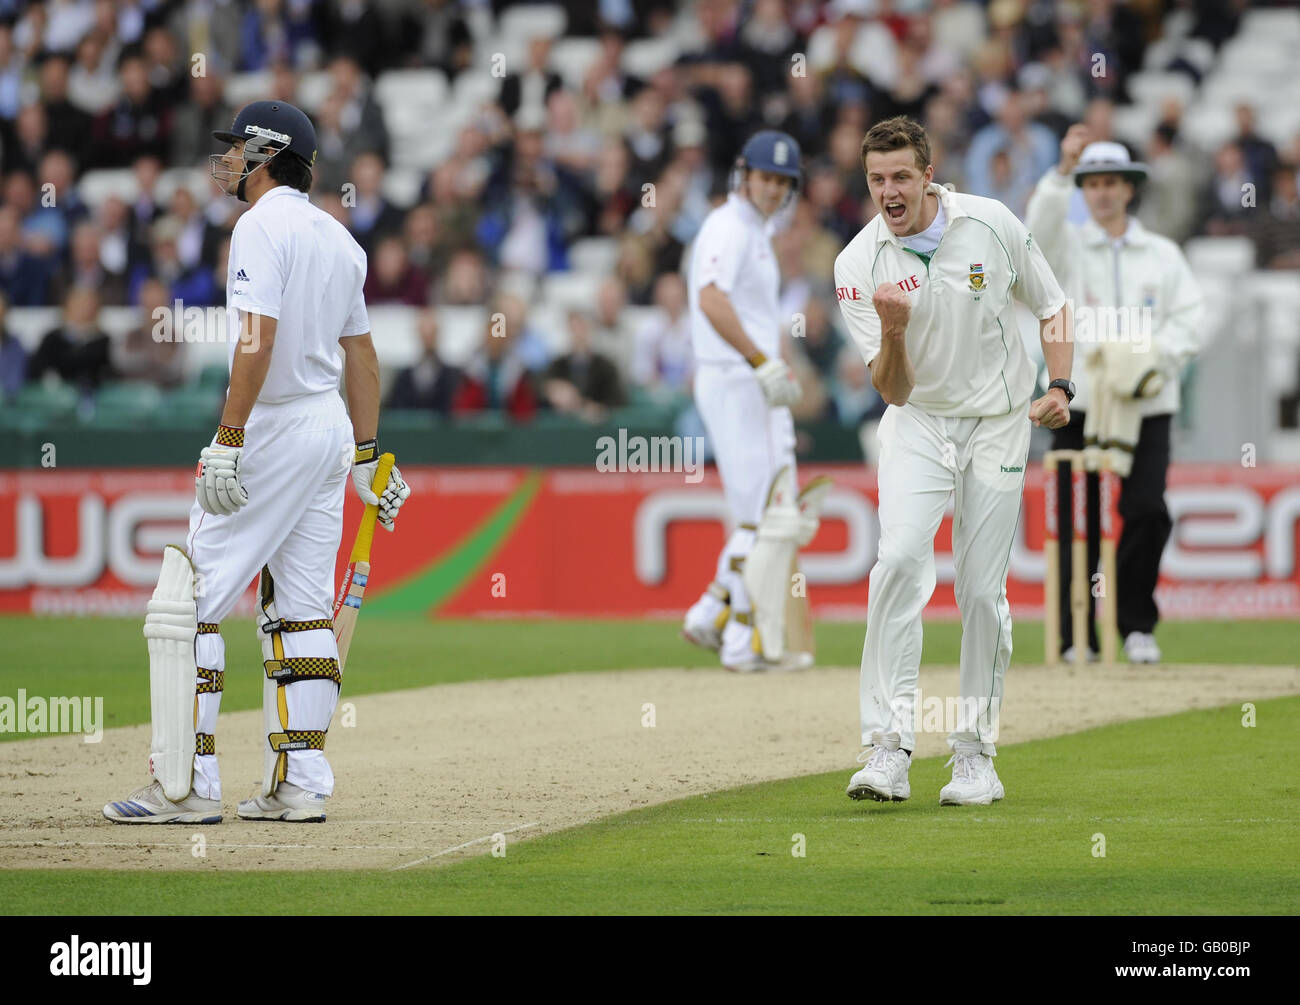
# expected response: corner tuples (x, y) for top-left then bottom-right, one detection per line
(3, 0), (1297, 463)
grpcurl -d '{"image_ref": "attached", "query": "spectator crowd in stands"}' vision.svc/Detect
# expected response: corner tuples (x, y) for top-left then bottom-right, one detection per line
(0, 0), (1295, 433)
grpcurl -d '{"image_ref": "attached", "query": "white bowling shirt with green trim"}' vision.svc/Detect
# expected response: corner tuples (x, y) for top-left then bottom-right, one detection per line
(834, 182), (1066, 418)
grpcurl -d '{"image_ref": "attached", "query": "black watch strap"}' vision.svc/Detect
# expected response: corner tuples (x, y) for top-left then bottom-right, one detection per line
(1048, 378), (1075, 402)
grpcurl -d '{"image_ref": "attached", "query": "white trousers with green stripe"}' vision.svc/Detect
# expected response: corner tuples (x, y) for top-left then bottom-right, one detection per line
(861, 399), (1030, 755)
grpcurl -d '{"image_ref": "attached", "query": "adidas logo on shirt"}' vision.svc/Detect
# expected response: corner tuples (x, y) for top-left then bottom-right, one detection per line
(236, 268), (250, 282)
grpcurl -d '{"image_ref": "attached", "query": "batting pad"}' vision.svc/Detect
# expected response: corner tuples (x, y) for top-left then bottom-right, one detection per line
(257, 567), (283, 797)
(744, 466), (801, 660)
(795, 475), (833, 546)
(192, 631), (226, 800)
(144, 545), (198, 802)
(257, 567), (341, 798)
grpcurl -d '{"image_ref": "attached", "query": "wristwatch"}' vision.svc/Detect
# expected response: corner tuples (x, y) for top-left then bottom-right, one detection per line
(1047, 378), (1076, 403)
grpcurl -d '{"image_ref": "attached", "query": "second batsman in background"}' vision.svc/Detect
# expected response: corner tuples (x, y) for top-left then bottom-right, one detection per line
(680, 130), (831, 673)
(1027, 126), (1204, 665)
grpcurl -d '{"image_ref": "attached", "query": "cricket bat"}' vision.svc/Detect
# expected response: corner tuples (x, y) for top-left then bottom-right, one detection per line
(785, 556), (815, 658)
(333, 452), (395, 671)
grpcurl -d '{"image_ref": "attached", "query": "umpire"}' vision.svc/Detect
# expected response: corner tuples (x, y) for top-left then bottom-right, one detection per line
(1026, 125), (1203, 664)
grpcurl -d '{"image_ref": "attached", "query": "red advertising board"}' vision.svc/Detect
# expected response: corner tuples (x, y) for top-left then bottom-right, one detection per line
(1, 464), (1298, 619)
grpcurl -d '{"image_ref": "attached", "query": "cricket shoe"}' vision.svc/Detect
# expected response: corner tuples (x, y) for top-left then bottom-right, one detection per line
(1061, 645), (1099, 664)
(846, 732), (910, 801)
(681, 610), (724, 652)
(939, 752), (1004, 806)
(237, 782), (328, 822)
(723, 651), (813, 673)
(681, 587), (729, 652)
(103, 780), (222, 824)
(1124, 631), (1162, 664)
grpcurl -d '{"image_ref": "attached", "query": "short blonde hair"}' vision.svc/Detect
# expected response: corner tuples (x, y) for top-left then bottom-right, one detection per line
(861, 116), (932, 175)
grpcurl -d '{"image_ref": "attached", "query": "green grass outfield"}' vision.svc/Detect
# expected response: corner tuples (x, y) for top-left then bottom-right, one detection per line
(1, 616), (1296, 738)
(3, 696), (1297, 915)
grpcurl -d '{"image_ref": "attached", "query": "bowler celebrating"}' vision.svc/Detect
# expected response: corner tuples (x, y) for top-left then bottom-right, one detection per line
(834, 117), (1072, 805)
(104, 101), (409, 825)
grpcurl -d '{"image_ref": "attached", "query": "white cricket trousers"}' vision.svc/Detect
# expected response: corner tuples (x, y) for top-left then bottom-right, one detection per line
(693, 361), (796, 617)
(861, 399), (1031, 756)
(185, 390), (353, 799)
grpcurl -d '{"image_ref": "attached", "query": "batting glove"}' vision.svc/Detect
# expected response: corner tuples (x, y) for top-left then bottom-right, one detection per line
(352, 440), (411, 532)
(750, 353), (802, 407)
(195, 425), (249, 516)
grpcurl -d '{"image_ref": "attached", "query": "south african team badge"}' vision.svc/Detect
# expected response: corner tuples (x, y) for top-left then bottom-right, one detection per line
(968, 263), (985, 293)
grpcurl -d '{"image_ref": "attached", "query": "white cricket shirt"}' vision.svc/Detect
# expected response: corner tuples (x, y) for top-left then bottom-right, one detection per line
(834, 182), (1066, 417)
(688, 192), (782, 365)
(226, 185), (370, 404)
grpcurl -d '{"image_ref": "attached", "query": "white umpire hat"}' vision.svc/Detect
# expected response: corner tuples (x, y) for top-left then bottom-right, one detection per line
(1072, 141), (1148, 186)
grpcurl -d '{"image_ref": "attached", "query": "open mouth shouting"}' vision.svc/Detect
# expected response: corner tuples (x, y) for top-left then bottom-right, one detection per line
(865, 146), (936, 236)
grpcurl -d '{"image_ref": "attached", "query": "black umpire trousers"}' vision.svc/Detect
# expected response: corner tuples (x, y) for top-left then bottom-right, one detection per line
(1049, 412), (1174, 653)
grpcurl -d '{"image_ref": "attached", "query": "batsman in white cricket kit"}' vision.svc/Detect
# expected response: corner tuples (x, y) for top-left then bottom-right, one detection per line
(680, 130), (831, 673)
(834, 118), (1072, 805)
(104, 101), (409, 825)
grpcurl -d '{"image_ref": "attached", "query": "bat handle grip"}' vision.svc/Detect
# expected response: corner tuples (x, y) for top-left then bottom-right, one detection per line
(371, 452), (396, 495)
(349, 453), (396, 564)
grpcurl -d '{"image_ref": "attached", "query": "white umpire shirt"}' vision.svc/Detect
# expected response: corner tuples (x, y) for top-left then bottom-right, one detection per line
(1026, 168), (1204, 415)
(225, 185), (370, 403)
(688, 192), (782, 365)
(834, 182), (1066, 417)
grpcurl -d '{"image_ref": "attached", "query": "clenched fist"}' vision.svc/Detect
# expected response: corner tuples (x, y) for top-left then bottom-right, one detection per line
(872, 282), (912, 333)
(1029, 389), (1070, 430)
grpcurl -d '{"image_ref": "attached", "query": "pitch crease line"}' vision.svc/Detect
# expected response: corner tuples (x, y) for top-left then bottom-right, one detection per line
(390, 821), (539, 870)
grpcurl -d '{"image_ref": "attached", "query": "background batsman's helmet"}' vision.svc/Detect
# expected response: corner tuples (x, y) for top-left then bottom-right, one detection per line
(739, 130), (802, 181)
(730, 130), (803, 210)
(211, 100), (317, 201)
